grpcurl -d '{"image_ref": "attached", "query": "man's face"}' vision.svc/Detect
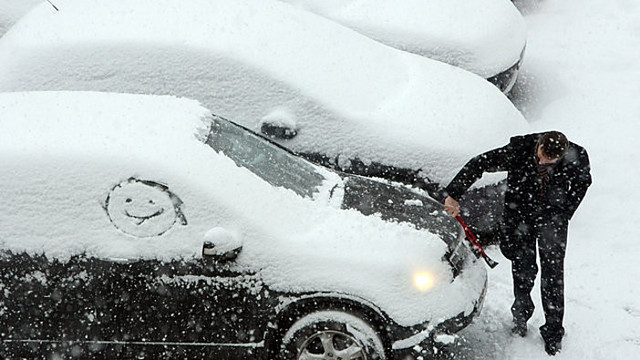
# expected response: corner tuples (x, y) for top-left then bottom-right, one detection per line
(537, 145), (560, 165)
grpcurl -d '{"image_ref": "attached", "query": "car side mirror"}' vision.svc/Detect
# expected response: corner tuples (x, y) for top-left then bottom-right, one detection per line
(202, 227), (243, 261)
(260, 122), (297, 140)
(259, 108), (298, 140)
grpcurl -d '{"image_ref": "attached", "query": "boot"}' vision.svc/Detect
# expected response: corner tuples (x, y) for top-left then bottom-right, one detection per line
(511, 318), (527, 337)
(540, 324), (564, 356)
(544, 338), (562, 356)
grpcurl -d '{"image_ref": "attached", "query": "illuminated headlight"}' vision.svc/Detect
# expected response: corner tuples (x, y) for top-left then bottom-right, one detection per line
(413, 271), (435, 292)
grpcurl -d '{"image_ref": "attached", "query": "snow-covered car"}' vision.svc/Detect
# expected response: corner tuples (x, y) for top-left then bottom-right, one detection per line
(0, 92), (487, 359)
(0, 0), (40, 37)
(279, 0), (527, 94)
(0, 0), (529, 196)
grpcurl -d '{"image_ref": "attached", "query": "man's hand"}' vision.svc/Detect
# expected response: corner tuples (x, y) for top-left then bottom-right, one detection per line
(444, 196), (460, 217)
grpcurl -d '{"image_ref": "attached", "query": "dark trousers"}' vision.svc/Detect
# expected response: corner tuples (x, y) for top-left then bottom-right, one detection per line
(505, 214), (568, 344)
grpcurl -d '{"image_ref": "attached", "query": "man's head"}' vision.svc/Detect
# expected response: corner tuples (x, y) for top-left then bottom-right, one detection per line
(536, 131), (568, 164)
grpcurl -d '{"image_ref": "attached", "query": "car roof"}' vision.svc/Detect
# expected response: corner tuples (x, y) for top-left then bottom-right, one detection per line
(0, 91), (210, 155)
(0, 0), (41, 37)
(0, 0), (530, 185)
(279, 0), (527, 78)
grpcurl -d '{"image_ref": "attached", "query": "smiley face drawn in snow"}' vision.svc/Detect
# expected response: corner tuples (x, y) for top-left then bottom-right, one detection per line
(105, 178), (187, 237)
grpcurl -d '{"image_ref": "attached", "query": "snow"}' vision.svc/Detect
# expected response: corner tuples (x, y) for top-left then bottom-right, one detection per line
(0, 0), (528, 186)
(279, 0), (527, 78)
(0, 0), (40, 36)
(0, 91), (486, 329)
(0, 0), (638, 358)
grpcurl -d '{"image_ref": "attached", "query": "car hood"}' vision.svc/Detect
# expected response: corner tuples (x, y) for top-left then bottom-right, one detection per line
(233, 201), (485, 328)
(226, 174), (482, 329)
(340, 175), (461, 251)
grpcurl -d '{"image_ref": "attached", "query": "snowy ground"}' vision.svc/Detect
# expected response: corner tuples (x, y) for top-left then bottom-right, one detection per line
(450, 0), (640, 359)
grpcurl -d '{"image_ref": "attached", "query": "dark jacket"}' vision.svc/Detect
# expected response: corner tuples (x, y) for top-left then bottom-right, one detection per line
(445, 133), (592, 224)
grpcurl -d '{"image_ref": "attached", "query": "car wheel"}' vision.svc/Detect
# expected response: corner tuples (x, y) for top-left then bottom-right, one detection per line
(280, 310), (387, 360)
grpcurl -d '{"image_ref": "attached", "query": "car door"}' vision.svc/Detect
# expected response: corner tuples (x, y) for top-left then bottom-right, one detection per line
(92, 198), (278, 358)
(0, 251), (59, 354)
(0, 251), (274, 358)
(102, 251), (276, 359)
(0, 251), (110, 357)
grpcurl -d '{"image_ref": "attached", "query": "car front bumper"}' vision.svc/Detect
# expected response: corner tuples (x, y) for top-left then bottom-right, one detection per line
(488, 45), (526, 95)
(488, 60), (521, 95)
(389, 269), (488, 359)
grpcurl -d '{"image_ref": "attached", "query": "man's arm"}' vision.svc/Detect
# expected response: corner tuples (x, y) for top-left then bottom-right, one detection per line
(445, 144), (513, 200)
(442, 143), (513, 217)
(564, 147), (592, 219)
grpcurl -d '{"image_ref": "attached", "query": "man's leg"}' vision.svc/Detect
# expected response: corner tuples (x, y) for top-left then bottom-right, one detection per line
(508, 221), (538, 335)
(537, 215), (568, 354)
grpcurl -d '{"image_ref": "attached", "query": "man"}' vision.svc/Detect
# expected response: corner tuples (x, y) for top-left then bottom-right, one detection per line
(443, 131), (591, 355)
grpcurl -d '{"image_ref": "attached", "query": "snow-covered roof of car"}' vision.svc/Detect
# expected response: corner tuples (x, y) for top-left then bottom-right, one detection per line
(0, 91), (208, 158)
(0, 91), (486, 328)
(280, 0), (527, 79)
(0, 0), (40, 36)
(0, 0), (530, 186)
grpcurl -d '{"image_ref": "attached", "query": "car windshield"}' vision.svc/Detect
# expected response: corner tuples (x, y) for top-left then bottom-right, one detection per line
(204, 117), (327, 198)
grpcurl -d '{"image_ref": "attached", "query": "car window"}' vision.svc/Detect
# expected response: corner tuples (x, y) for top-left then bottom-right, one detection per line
(205, 117), (326, 198)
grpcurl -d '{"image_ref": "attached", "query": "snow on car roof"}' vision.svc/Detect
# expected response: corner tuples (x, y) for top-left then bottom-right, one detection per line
(280, 0), (527, 78)
(0, 0), (41, 37)
(0, 0), (530, 185)
(0, 91), (486, 327)
(0, 91), (209, 156)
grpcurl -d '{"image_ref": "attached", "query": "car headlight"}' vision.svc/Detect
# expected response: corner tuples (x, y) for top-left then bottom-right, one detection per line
(413, 271), (435, 292)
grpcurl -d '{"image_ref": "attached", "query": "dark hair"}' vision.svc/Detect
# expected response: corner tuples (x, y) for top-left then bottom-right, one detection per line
(538, 131), (568, 159)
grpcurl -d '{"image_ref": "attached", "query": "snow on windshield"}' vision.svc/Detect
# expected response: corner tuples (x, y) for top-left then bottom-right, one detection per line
(204, 117), (326, 199)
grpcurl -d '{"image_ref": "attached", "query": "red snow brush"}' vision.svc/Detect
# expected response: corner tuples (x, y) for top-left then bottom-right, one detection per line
(456, 215), (498, 268)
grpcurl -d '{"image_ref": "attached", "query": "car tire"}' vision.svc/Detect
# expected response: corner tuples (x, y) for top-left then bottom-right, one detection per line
(280, 310), (387, 360)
